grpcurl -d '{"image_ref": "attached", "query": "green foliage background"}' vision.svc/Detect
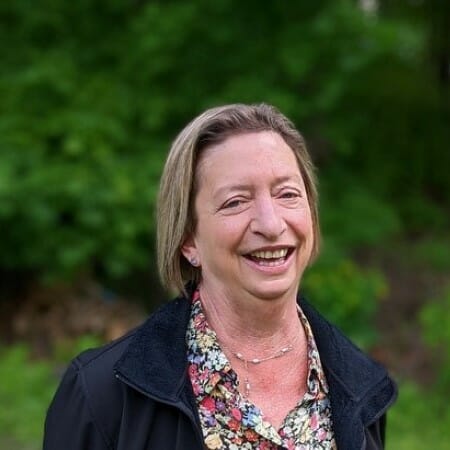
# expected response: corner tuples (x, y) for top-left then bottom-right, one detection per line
(1, 0), (448, 284)
(0, 0), (449, 448)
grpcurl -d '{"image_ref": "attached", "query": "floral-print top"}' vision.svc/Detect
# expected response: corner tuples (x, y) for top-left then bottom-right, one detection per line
(186, 290), (337, 449)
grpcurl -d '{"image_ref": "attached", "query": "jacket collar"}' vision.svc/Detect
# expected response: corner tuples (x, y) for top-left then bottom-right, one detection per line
(300, 299), (397, 449)
(114, 293), (193, 403)
(115, 288), (397, 449)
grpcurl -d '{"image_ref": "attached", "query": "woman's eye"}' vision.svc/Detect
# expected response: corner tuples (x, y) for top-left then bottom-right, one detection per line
(280, 191), (299, 199)
(223, 199), (243, 209)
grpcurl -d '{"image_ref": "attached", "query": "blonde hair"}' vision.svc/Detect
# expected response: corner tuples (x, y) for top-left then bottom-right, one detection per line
(157, 103), (320, 294)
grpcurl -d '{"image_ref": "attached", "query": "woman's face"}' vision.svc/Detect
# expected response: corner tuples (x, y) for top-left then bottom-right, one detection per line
(182, 131), (314, 303)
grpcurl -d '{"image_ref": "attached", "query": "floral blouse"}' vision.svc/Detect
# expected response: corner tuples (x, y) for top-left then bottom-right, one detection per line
(186, 290), (337, 449)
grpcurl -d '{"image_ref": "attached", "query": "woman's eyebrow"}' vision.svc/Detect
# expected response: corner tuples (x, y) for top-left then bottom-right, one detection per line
(212, 184), (253, 200)
(212, 175), (303, 198)
(272, 174), (303, 185)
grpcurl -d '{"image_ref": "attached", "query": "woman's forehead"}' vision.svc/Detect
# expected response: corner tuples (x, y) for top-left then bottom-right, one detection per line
(197, 130), (297, 167)
(194, 131), (303, 192)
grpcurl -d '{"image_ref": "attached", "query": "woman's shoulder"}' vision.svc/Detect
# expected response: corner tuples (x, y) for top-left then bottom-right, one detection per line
(60, 294), (192, 403)
(45, 295), (193, 449)
(53, 328), (138, 417)
(44, 330), (138, 449)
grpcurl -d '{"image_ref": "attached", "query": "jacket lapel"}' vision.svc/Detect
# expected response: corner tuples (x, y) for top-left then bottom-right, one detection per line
(300, 297), (397, 450)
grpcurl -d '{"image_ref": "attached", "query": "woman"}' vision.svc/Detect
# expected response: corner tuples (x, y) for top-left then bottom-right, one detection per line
(44, 103), (397, 450)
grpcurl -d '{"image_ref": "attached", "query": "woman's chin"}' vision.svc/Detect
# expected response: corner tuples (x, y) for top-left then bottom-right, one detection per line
(243, 280), (298, 303)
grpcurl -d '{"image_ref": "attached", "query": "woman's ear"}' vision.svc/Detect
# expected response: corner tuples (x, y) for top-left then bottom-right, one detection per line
(181, 235), (200, 267)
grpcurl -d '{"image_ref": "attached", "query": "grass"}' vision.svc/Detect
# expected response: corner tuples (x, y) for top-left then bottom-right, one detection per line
(387, 381), (450, 449)
(0, 346), (56, 448)
(0, 336), (100, 450)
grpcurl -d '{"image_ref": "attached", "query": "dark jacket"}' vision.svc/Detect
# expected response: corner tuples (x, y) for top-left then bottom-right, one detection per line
(44, 292), (397, 450)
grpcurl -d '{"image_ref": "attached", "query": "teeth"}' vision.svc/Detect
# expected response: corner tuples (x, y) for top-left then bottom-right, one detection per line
(250, 248), (289, 259)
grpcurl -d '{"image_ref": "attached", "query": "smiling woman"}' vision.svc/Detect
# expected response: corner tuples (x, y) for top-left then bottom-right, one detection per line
(43, 104), (397, 450)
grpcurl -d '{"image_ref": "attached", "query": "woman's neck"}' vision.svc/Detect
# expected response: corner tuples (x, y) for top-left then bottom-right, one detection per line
(198, 282), (303, 358)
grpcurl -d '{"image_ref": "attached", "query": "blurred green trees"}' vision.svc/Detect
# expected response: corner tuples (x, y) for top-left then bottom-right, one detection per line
(0, 0), (448, 303)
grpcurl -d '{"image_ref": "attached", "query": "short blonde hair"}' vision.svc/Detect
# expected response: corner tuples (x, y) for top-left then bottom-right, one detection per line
(157, 103), (320, 294)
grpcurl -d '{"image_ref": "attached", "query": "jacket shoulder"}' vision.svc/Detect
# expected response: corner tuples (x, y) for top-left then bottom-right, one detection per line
(44, 330), (139, 450)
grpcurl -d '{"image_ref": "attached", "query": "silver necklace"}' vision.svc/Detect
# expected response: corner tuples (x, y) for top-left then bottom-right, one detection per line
(231, 335), (299, 398)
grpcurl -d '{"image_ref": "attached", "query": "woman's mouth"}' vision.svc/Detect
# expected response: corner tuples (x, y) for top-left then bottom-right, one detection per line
(245, 248), (294, 267)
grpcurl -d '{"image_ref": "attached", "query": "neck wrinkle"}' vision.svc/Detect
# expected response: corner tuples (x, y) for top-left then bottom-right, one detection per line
(198, 282), (304, 357)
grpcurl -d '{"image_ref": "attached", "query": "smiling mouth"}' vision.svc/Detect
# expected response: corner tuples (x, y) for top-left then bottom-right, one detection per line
(245, 248), (294, 266)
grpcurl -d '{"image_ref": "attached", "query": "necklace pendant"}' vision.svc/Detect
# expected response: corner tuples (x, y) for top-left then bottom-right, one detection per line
(244, 379), (251, 398)
(251, 358), (260, 364)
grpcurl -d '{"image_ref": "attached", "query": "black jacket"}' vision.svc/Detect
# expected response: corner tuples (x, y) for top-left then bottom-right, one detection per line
(44, 293), (397, 450)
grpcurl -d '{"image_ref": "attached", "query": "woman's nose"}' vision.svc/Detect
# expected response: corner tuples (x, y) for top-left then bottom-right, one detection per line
(250, 197), (286, 239)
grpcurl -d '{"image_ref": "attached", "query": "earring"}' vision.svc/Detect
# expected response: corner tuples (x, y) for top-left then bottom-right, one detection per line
(189, 257), (199, 267)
